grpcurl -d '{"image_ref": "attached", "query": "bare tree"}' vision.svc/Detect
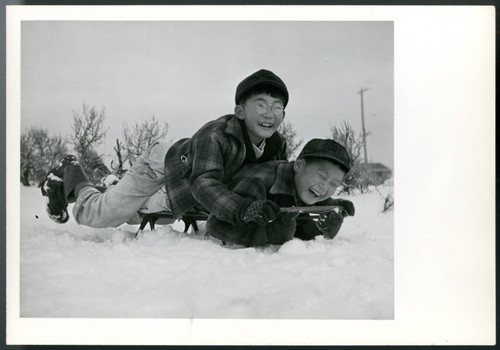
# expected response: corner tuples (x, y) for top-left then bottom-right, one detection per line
(21, 127), (68, 186)
(122, 114), (169, 164)
(70, 102), (109, 182)
(330, 121), (371, 194)
(110, 138), (127, 178)
(278, 120), (303, 160)
(86, 149), (111, 185)
(330, 121), (367, 164)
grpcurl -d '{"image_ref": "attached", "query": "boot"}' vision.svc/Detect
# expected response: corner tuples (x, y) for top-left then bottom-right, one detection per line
(40, 155), (90, 224)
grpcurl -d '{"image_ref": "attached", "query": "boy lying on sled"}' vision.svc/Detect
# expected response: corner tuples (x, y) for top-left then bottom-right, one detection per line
(204, 138), (355, 247)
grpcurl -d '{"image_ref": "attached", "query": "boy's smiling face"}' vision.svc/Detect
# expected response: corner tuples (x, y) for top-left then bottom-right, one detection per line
(293, 158), (346, 205)
(235, 93), (285, 145)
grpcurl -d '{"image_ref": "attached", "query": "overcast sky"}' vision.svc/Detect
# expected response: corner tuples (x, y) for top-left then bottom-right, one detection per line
(21, 20), (393, 168)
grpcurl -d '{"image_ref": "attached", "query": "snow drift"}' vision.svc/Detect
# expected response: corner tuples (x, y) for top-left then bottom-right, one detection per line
(19, 185), (394, 319)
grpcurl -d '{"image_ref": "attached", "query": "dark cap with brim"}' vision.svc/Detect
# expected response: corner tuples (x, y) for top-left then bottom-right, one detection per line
(235, 69), (289, 107)
(298, 138), (351, 173)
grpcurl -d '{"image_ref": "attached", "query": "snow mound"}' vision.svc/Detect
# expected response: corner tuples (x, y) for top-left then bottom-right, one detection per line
(19, 185), (394, 319)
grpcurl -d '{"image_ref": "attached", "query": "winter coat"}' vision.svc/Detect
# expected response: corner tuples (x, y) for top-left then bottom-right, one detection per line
(164, 114), (287, 223)
(205, 160), (339, 247)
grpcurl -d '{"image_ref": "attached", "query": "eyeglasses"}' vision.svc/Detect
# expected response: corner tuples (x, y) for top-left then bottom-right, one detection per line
(244, 102), (285, 116)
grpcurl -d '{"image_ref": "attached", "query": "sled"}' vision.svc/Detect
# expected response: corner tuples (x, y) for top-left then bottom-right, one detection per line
(135, 205), (345, 238)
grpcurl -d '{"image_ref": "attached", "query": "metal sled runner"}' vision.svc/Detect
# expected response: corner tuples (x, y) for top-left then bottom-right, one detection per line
(136, 205), (345, 238)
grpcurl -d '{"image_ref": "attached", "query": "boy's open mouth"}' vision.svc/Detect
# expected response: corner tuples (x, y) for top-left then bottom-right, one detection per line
(258, 122), (274, 129)
(309, 188), (322, 198)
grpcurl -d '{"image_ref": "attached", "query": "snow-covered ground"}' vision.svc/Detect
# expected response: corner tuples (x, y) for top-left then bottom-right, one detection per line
(19, 184), (393, 319)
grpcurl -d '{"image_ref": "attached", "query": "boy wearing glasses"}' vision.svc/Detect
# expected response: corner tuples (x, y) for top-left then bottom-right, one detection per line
(205, 139), (356, 247)
(41, 69), (290, 228)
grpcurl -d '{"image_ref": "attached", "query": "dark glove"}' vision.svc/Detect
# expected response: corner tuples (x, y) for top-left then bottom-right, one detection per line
(330, 199), (355, 217)
(240, 200), (281, 226)
(206, 214), (261, 247)
(316, 211), (344, 239)
(266, 212), (299, 245)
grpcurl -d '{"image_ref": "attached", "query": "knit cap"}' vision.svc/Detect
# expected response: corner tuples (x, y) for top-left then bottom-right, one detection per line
(298, 138), (351, 172)
(235, 69), (289, 107)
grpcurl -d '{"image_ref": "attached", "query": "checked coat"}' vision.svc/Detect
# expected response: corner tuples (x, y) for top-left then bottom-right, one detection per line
(164, 114), (287, 224)
(205, 160), (339, 247)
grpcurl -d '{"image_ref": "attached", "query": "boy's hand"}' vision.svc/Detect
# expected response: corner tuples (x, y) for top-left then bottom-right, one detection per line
(330, 199), (355, 217)
(240, 200), (281, 226)
(316, 211), (344, 239)
(266, 212), (299, 245)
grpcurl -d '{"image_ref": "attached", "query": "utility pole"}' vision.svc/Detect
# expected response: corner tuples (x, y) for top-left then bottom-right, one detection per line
(358, 88), (369, 164)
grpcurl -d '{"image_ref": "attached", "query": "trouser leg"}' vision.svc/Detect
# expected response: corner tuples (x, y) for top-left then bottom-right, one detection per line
(63, 162), (91, 203)
(138, 185), (171, 213)
(72, 141), (172, 228)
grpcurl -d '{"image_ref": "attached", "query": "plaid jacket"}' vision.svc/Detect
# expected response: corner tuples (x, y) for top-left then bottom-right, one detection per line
(206, 161), (337, 246)
(164, 114), (286, 223)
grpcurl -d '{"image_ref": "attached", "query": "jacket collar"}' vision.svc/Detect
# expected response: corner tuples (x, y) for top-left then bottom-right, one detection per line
(269, 162), (297, 197)
(235, 117), (284, 164)
(224, 114), (245, 141)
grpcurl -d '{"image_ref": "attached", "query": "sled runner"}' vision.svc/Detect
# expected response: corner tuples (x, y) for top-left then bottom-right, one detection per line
(135, 205), (345, 238)
(137, 210), (209, 236)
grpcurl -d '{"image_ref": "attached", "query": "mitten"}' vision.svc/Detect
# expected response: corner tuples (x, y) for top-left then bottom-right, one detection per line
(206, 214), (261, 247)
(330, 199), (355, 217)
(316, 211), (344, 239)
(266, 212), (299, 245)
(240, 200), (281, 226)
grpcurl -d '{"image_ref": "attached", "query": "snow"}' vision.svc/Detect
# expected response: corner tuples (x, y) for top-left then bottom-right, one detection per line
(46, 173), (63, 182)
(103, 174), (119, 187)
(20, 185), (393, 319)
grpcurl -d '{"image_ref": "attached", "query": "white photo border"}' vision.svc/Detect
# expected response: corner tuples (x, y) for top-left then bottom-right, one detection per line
(6, 5), (496, 346)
